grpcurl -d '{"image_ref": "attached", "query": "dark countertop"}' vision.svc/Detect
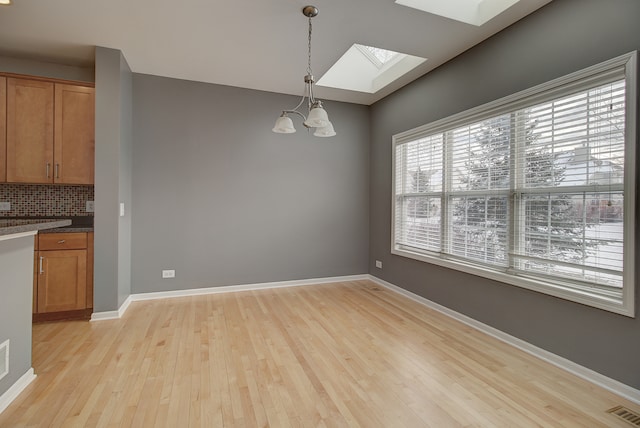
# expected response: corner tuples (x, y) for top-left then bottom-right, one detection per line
(0, 219), (73, 238)
(40, 227), (94, 233)
(0, 216), (93, 234)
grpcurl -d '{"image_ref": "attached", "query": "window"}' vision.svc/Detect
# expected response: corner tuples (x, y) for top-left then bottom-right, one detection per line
(392, 52), (637, 316)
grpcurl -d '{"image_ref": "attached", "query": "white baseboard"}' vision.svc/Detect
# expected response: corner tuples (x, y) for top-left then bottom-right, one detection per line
(90, 295), (132, 321)
(367, 274), (640, 405)
(90, 310), (119, 321)
(91, 274), (369, 321)
(0, 368), (36, 415)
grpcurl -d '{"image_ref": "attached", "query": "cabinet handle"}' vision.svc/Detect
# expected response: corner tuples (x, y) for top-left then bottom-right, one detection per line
(55, 164), (60, 179)
(57, 240), (66, 244)
(39, 256), (44, 274)
(46, 163), (50, 178)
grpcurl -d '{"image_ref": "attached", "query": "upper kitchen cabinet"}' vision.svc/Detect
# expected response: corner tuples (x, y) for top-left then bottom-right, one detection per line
(6, 77), (54, 183)
(54, 84), (95, 184)
(0, 77), (6, 182)
(5, 76), (95, 185)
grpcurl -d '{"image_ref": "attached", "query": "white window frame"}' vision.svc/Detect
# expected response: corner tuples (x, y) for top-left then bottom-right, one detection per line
(391, 52), (637, 317)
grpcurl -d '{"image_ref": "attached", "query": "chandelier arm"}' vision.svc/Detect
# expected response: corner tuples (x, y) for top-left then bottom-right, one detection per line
(282, 109), (307, 122)
(308, 80), (316, 105)
(287, 92), (308, 114)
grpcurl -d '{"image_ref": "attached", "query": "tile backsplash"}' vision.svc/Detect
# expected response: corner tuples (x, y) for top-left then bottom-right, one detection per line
(0, 184), (94, 217)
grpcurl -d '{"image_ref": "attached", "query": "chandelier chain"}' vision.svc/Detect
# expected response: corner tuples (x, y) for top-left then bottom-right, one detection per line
(307, 16), (313, 76)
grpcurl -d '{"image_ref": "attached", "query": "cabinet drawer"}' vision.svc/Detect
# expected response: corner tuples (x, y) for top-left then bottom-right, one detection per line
(39, 232), (87, 250)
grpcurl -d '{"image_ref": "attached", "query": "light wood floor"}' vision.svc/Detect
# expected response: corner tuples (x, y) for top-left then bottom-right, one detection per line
(1, 280), (638, 427)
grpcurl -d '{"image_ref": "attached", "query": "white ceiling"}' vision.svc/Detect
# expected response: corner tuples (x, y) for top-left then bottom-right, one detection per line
(0, 0), (552, 105)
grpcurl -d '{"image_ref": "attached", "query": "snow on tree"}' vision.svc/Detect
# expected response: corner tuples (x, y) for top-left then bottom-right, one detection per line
(451, 112), (599, 267)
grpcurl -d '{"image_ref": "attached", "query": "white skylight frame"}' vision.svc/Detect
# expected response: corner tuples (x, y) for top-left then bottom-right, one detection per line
(317, 44), (426, 94)
(395, 0), (521, 26)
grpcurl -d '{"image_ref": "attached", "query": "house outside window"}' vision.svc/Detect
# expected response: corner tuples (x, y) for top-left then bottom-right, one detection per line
(392, 52), (637, 316)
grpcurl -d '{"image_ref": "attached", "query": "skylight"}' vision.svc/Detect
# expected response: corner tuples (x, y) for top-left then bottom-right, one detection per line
(395, 0), (521, 26)
(317, 44), (426, 94)
(356, 45), (399, 69)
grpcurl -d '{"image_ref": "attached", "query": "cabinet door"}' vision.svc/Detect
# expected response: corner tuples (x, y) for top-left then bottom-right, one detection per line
(37, 249), (87, 313)
(54, 84), (95, 184)
(6, 78), (54, 183)
(0, 77), (6, 182)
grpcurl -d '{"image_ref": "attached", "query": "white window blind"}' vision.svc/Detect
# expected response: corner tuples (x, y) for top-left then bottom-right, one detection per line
(513, 80), (626, 289)
(395, 134), (443, 253)
(392, 52), (637, 316)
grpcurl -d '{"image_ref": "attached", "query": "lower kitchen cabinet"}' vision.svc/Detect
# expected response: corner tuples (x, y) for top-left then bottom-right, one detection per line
(33, 231), (93, 322)
(37, 249), (87, 313)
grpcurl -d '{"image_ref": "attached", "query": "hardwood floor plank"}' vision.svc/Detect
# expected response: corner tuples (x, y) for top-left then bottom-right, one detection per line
(1, 280), (638, 427)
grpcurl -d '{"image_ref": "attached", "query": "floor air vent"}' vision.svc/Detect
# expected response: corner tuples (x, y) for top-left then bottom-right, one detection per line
(608, 406), (640, 426)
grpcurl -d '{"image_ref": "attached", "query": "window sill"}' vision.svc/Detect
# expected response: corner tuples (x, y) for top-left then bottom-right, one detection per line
(391, 246), (634, 317)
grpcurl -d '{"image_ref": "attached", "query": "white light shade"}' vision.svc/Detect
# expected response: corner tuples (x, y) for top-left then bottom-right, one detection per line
(313, 121), (336, 137)
(304, 105), (330, 128)
(272, 115), (296, 133)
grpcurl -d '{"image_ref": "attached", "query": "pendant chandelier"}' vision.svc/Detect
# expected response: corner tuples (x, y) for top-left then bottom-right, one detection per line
(272, 5), (336, 137)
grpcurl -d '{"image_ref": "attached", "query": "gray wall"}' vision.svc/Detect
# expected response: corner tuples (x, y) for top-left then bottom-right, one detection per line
(94, 47), (132, 311)
(370, 0), (640, 388)
(118, 56), (133, 308)
(131, 74), (369, 292)
(0, 236), (34, 398)
(0, 55), (93, 82)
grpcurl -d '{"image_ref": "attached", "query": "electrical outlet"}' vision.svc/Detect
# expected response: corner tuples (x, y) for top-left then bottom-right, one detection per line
(162, 270), (176, 278)
(85, 201), (95, 212)
(375, 260), (383, 269)
(0, 202), (10, 211)
(120, 203), (125, 217)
